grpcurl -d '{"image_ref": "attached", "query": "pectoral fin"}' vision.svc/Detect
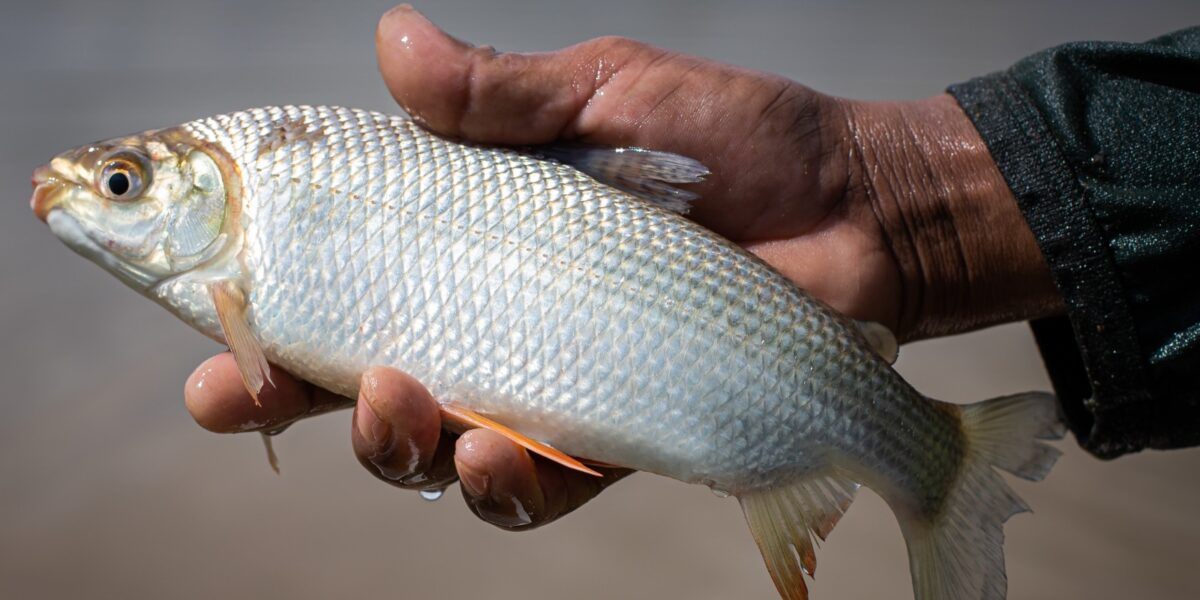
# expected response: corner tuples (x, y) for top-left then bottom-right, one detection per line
(260, 432), (281, 474)
(439, 403), (603, 477)
(211, 281), (273, 406)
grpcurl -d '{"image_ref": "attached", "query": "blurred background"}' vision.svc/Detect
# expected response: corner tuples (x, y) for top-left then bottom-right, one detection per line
(3, 1), (1199, 598)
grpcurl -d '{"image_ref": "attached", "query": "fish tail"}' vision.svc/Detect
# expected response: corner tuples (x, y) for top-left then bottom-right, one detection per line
(900, 391), (1065, 600)
(736, 391), (1065, 600)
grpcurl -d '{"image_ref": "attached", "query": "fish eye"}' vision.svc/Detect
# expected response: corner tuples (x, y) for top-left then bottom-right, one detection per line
(97, 151), (149, 201)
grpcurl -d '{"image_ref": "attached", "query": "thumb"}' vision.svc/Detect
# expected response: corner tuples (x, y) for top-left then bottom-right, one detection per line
(374, 5), (659, 144)
(373, 5), (841, 244)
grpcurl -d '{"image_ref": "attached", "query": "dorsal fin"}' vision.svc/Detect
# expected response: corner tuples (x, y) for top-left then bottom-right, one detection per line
(535, 143), (709, 213)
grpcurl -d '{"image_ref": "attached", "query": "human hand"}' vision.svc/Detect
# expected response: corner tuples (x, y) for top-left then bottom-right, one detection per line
(186, 4), (1064, 528)
(374, 5), (1062, 341)
(187, 357), (629, 529)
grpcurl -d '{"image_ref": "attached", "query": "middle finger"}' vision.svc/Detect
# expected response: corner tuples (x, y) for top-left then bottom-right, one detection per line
(351, 366), (459, 490)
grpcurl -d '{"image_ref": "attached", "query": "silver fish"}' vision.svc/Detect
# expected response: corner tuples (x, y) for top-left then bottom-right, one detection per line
(32, 105), (1064, 600)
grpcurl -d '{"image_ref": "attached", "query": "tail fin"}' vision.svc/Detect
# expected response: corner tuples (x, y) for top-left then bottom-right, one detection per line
(736, 392), (1064, 600)
(902, 392), (1066, 600)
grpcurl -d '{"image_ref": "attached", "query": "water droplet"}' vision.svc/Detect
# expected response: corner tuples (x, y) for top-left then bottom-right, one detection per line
(419, 488), (444, 502)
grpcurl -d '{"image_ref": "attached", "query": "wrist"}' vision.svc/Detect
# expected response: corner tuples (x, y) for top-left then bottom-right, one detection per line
(839, 94), (1063, 340)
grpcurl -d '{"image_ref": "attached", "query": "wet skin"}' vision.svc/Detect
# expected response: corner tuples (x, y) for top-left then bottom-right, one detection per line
(185, 5), (1061, 529)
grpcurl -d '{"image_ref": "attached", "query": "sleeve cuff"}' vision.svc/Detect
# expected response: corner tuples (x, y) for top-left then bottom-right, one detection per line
(948, 72), (1155, 458)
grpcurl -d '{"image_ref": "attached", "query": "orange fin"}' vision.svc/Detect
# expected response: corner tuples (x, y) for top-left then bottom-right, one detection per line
(737, 471), (860, 600)
(211, 281), (273, 406)
(439, 403), (602, 477)
(580, 458), (625, 470)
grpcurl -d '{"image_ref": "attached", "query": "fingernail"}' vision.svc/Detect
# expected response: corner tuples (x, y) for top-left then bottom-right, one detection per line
(506, 495), (533, 526)
(380, 4), (429, 39)
(477, 495), (535, 530)
(232, 417), (288, 433)
(380, 3), (474, 50)
(381, 3), (418, 23)
(457, 461), (490, 497)
(355, 396), (393, 459)
(379, 5), (418, 50)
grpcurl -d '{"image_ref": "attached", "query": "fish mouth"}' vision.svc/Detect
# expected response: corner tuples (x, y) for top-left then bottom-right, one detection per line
(31, 165), (64, 223)
(45, 209), (159, 291)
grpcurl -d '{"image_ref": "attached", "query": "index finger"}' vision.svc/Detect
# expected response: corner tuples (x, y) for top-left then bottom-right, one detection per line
(185, 353), (350, 433)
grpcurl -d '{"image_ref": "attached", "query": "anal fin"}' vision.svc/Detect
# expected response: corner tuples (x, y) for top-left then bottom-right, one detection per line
(211, 281), (273, 406)
(439, 403), (602, 477)
(737, 471), (860, 600)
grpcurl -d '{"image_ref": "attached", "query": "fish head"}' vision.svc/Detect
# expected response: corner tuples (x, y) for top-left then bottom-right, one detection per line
(32, 128), (237, 292)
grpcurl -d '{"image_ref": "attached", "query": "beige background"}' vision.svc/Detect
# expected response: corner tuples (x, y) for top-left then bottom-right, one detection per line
(3, 1), (1199, 598)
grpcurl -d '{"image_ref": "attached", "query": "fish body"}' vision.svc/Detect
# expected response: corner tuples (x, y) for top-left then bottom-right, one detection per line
(170, 106), (945, 492)
(33, 105), (1064, 600)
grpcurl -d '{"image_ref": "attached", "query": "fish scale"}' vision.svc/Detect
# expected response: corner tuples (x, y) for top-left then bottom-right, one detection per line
(37, 104), (1065, 600)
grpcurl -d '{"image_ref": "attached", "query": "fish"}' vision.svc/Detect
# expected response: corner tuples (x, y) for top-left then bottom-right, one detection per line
(31, 105), (1064, 600)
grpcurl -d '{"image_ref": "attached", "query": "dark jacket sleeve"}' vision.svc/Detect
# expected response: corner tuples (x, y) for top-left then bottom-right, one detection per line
(947, 27), (1200, 459)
